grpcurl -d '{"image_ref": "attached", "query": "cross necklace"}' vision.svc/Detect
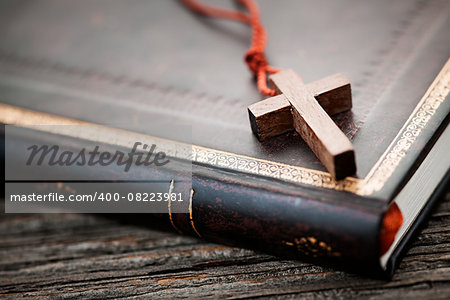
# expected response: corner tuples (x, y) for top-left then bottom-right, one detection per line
(182, 0), (356, 180)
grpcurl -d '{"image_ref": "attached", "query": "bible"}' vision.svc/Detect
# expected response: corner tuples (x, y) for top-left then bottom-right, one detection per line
(1, 0), (449, 278)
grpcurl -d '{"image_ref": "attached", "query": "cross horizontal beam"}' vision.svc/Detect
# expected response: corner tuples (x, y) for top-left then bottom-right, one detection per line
(248, 73), (352, 141)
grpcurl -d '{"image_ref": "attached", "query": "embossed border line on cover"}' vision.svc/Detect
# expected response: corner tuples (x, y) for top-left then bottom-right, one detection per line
(0, 59), (448, 196)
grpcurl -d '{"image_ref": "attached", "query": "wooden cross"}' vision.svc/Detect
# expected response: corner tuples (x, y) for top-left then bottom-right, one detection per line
(248, 70), (356, 180)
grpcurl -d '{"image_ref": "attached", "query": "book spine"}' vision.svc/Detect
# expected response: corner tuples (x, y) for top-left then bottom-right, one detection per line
(2, 127), (386, 275)
(178, 170), (384, 274)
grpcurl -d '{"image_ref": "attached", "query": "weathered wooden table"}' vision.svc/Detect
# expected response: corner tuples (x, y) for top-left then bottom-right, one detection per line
(1, 192), (449, 299)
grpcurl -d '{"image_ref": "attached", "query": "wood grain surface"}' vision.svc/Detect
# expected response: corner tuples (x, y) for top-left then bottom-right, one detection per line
(0, 191), (449, 299)
(248, 94), (293, 141)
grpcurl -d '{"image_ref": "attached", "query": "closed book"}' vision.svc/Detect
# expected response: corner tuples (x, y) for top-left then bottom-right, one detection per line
(1, 0), (449, 278)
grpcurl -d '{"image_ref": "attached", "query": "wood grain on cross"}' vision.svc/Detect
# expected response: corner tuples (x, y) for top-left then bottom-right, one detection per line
(248, 70), (356, 180)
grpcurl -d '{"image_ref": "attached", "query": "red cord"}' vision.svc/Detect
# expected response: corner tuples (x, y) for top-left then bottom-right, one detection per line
(181, 0), (280, 96)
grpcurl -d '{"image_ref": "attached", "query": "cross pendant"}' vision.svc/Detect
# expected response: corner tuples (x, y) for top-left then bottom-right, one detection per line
(248, 70), (356, 180)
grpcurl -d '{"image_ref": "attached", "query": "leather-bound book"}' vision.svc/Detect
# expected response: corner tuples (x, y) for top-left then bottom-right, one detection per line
(1, 0), (449, 278)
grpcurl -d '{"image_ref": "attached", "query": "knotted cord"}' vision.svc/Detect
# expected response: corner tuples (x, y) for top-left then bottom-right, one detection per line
(181, 0), (280, 96)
